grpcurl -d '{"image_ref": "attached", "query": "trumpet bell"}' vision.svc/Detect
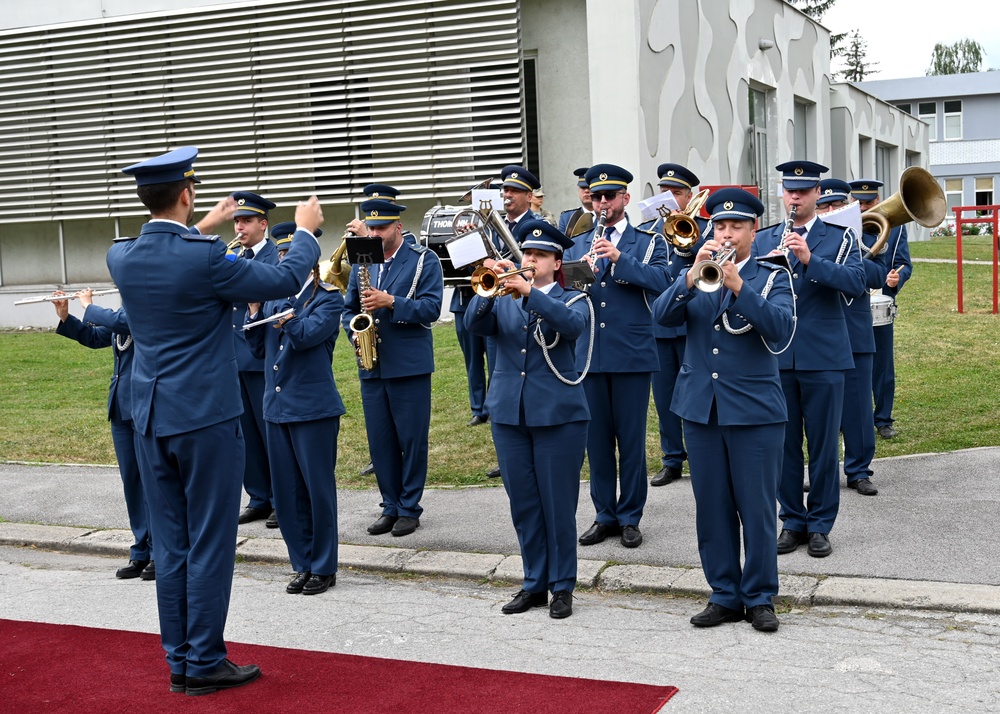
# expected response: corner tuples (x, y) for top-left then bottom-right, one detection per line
(470, 265), (535, 299)
(661, 188), (709, 250)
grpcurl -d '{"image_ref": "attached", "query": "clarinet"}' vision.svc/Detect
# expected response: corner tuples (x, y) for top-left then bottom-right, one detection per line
(584, 209), (609, 272)
(758, 205), (797, 270)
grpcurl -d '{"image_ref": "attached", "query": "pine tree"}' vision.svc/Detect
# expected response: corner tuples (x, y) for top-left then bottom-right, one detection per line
(927, 39), (986, 75)
(839, 30), (879, 82)
(785, 0), (847, 60)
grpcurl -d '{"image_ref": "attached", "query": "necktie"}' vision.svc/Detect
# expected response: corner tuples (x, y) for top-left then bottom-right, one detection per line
(600, 228), (614, 273)
(241, 247), (253, 259)
(378, 258), (392, 289)
(506, 220), (517, 234)
(793, 226), (807, 236)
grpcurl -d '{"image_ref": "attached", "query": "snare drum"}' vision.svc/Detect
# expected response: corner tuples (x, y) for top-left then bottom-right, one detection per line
(870, 294), (897, 326)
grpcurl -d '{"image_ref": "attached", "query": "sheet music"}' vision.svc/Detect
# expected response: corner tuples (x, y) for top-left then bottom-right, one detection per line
(242, 308), (294, 331)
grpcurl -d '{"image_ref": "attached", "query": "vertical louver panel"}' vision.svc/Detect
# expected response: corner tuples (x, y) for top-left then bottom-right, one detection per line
(0, 0), (525, 222)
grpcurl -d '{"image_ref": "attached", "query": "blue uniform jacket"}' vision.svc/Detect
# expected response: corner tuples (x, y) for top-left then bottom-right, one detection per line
(653, 255), (794, 426)
(638, 215), (710, 339)
(106, 220), (321, 437)
(232, 239), (278, 372)
(245, 282), (346, 423)
(754, 218), (866, 371)
(465, 284), (591, 427)
(56, 305), (133, 422)
(563, 223), (671, 373)
(842, 232), (890, 354)
(883, 225), (912, 299)
(342, 242), (443, 379)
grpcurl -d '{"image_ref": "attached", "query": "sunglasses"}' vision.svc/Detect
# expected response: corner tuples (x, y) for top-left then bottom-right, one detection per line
(591, 190), (624, 203)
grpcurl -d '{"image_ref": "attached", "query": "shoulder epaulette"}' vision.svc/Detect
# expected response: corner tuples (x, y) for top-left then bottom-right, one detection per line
(636, 227), (657, 236)
(113, 235), (136, 242)
(183, 233), (219, 242)
(407, 242), (429, 254)
(759, 260), (785, 271)
(759, 223), (781, 233)
(319, 281), (337, 292)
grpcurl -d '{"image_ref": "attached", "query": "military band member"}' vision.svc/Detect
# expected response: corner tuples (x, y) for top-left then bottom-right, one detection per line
(466, 220), (591, 619)
(107, 146), (323, 695)
(53, 290), (153, 581)
(640, 163), (708, 487)
(346, 184), (418, 245)
(816, 179), (888, 497)
(851, 179), (913, 440)
(557, 167), (593, 236)
(245, 223), (344, 596)
(230, 191), (280, 527)
(755, 161), (866, 559)
(565, 163), (671, 548)
(653, 188), (794, 632)
(343, 198), (444, 537)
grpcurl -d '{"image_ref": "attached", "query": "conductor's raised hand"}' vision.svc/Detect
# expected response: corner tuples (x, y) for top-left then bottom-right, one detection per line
(296, 196), (324, 234)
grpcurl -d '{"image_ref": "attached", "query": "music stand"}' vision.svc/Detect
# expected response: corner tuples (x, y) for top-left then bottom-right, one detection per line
(561, 258), (596, 291)
(345, 236), (385, 266)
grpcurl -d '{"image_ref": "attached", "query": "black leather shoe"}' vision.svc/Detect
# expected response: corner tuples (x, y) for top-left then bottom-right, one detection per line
(186, 659), (261, 696)
(286, 572), (311, 594)
(359, 462), (376, 476)
(169, 673), (186, 694)
(877, 425), (898, 439)
(501, 590), (547, 614)
(391, 516), (420, 537)
(807, 532), (833, 558)
(746, 604), (780, 632)
(302, 573), (336, 595)
(367, 515), (397, 535)
(578, 522), (620, 546)
(848, 478), (879, 496)
(238, 507), (270, 525)
(467, 415), (489, 426)
(115, 559), (149, 579)
(690, 602), (744, 627)
(486, 466), (502, 478)
(777, 529), (806, 554)
(140, 561), (156, 581)
(620, 525), (643, 548)
(650, 466), (681, 486)
(549, 590), (573, 619)
(265, 510), (279, 528)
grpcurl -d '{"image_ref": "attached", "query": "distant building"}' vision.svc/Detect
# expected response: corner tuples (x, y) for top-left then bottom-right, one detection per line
(0, 0), (927, 326)
(859, 71), (1000, 220)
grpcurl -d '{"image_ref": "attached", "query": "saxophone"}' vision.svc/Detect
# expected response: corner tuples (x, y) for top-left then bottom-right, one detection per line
(349, 264), (378, 371)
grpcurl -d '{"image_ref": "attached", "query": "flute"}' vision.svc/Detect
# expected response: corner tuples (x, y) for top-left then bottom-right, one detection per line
(14, 288), (120, 306)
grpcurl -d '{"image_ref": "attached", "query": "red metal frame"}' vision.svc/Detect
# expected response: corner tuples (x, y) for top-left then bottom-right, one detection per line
(953, 205), (1000, 314)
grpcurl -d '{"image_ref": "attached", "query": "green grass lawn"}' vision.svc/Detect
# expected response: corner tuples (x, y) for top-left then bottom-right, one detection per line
(2, 234), (997, 486)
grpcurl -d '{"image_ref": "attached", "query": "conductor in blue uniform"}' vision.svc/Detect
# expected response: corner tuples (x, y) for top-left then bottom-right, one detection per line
(850, 179), (913, 440)
(107, 146), (323, 696)
(229, 191), (280, 526)
(245, 223), (345, 596)
(815, 179), (888, 497)
(653, 188), (794, 632)
(638, 163), (708, 487)
(564, 164), (671, 548)
(755, 161), (866, 559)
(54, 291), (153, 581)
(465, 220), (591, 619)
(343, 198), (444, 538)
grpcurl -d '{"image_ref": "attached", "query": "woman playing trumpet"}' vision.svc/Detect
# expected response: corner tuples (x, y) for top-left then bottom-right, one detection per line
(652, 189), (794, 632)
(465, 220), (591, 619)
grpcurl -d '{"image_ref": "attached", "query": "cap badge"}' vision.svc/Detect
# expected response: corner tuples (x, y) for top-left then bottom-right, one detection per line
(532, 228), (543, 237)
(723, 201), (734, 210)
(794, 167), (804, 176)
(372, 192), (381, 197)
(371, 210), (379, 217)
(237, 198), (246, 205)
(862, 184), (869, 190)
(667, 170), (675, 177)
(825, 189), (833, 194)
(510, 172), (519, 179)
(599, 173), (608, 181)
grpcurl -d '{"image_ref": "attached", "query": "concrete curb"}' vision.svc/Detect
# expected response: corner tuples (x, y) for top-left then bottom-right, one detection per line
(3, 521), (998, 615)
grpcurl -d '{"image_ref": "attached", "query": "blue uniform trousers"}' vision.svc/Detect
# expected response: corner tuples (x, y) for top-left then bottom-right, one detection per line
(777, 370), (845, 535)
(110, 417), (151, 561)
(493, 419), (587, 594)
(583, 372), (651, 528)
(239, 371), (272, 510)
(686, 412), (783, 610)
(135, 417), (244, 677)
(266, 417), (340, 576)
(362, 374), (431, 519)
(841, 352), (875, 482)
(872, 324), (895, 427)
(652, 336), (686, 469)
(454, 315), (494, 418)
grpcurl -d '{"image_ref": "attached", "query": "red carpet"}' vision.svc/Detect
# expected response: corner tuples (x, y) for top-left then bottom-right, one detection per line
(0, 619), (676, 713)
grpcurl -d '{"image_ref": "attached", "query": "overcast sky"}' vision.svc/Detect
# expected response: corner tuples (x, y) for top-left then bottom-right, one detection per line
(818, 0), (1000, 79)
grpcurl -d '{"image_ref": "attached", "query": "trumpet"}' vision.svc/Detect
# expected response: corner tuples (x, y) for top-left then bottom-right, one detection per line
(659, 188), (709, 250)
(228, 232), (244, 251)
(690, 241), (736, 293)
(471, 264), (537, 299)
(15, 288), (120, 306)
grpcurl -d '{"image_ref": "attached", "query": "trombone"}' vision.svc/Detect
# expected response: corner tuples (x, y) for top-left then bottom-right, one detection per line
(690, 241), (736, 293)
(657, 188), (709, 251)
(15, 288), (119, 306)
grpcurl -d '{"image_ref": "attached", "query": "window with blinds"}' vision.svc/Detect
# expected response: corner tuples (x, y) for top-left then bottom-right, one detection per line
(0, 0), (525, 223)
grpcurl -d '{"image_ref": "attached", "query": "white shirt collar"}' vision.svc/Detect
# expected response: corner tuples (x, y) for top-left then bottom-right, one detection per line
(244, 234), (268, 255)
(149, 218), (188, 229)
(534, 281), (557, 295)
